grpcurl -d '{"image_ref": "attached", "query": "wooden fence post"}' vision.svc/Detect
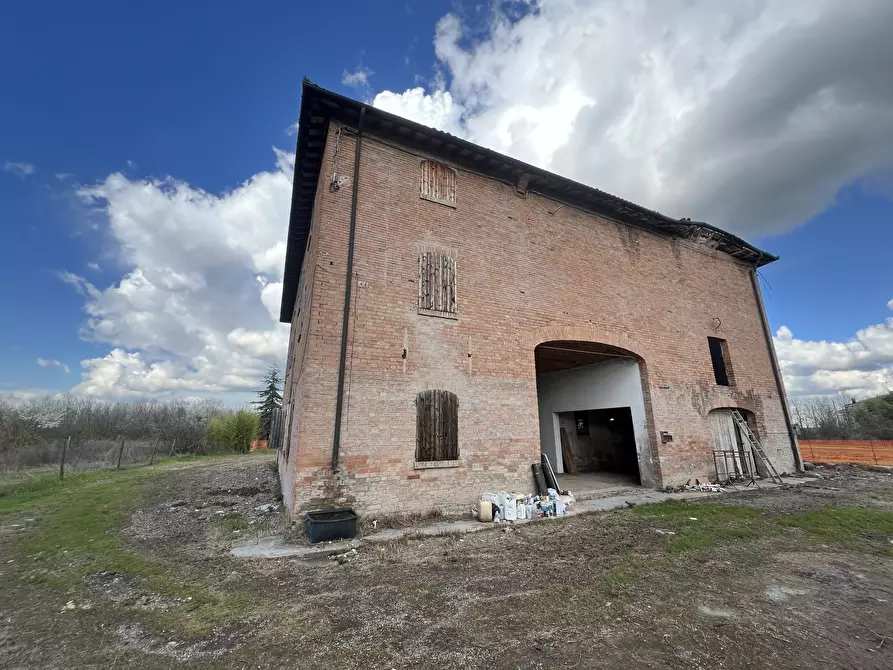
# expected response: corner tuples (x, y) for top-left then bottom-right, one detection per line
(148, 438), (159, 466)
(116, 436), (126, 470)
(869, 440), (879, 466)
(168, 438), (177, 457)
(60, 436), (70, 481)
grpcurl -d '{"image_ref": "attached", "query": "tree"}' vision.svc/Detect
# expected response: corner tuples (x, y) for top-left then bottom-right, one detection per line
(850, 392), (893, 439)
(253, 365), (282, 441)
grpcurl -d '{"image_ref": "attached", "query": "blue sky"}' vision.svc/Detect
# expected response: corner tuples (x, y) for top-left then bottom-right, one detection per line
(2, 0), (893, 402)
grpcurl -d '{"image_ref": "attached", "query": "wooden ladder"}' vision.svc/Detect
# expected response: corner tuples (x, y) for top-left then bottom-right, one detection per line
(730, 409), (783, 484)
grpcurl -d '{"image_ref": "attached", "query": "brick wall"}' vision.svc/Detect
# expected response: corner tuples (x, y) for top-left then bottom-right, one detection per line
(279, 122), (800, 518)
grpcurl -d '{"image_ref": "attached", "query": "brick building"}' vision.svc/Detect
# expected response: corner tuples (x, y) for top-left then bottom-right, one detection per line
(277, 81), (801, 519)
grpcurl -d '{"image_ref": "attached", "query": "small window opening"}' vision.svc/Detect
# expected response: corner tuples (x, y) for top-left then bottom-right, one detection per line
(708, 337), (732, 386)
(415, 389), (458, 462)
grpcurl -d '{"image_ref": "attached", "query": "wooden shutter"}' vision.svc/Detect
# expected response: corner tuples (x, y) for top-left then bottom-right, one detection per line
(416, 390), (458, 461)
(418, 252), (457, 316)
(420, 160), (457, 207)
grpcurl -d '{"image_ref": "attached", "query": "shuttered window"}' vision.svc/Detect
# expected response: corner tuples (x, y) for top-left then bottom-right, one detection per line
(418, 252), (458, 318)
(420, 160), (457, 207)
(416, 390), (459, 462)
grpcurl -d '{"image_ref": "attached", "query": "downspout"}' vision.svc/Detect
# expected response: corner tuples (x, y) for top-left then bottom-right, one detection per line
(749, 264), (803, 471)
(331, 106), (366, 471)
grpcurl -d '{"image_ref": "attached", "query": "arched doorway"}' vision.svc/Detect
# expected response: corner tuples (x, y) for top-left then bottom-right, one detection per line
(709, 408), (761, 482)
(534, 341), (655, 491)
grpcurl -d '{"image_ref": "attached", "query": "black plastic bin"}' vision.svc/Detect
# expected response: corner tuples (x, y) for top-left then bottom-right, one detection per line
(305, 508), (358, 543)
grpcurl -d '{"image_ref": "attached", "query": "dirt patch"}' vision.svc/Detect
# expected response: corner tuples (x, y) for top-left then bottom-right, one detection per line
(124, 457), (281, 555)
(114, 622), (248, 662)
(85, 571), (189, 611)
(710, 464), (893, 514)
(205, 486), (266, 497)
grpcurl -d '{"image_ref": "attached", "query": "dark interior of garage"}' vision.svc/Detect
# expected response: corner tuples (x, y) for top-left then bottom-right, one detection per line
(557, 406), (640, 484)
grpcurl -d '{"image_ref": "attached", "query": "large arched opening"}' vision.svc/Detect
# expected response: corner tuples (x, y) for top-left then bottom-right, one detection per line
(534, 340), (655, 492)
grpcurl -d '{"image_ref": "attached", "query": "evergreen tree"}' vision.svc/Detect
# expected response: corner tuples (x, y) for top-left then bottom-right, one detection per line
(253, 365), (283, 441)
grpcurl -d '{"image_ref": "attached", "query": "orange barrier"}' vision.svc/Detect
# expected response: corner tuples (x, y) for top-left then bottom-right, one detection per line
(799, 439), (893, 466)
(249, 440), (270, 452)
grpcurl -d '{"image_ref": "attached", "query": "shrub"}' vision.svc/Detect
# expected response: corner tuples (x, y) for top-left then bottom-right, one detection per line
(209, 410), (259, 453)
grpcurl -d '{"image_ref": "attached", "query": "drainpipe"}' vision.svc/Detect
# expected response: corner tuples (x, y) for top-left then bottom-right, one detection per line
(749, 265), (803, 471)
(331, 106), (366, 470)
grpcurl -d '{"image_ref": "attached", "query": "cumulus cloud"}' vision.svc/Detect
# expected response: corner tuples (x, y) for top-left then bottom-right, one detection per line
(775, 299), (893, 398)
(4, 161), (35, 178)
(87, 262), (101, 272)
(37, 358), (71, 374)
(373, 0), (893, 236)
(373, 88), (464, 135)
(65, 148), (294, 398)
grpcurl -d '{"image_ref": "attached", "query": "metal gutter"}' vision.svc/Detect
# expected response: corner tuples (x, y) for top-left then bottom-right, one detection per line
(331, 106), (366, 471)
(750, 266), (802, 471)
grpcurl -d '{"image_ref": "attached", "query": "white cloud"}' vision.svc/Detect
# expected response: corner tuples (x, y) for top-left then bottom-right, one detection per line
(56, 173), (73, 181)
(373, 87), (464, 135)
(37, 358), (71, 374)
(87, 262), (101, 272)
(4, 161), (35, 178)
(372, 0), (893, 236)
(342, 66), (374, 90)
(65, 149), (294, 398)
(0, 388), (60, 404)
(775, 300), (893, 398)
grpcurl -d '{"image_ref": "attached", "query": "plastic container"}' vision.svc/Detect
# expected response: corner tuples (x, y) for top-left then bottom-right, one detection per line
(305, 508), (358, 543)
(503, 494), (517, 521)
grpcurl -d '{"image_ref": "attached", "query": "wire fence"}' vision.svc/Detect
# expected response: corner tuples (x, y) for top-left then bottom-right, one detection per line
(1, 436), (221, 480)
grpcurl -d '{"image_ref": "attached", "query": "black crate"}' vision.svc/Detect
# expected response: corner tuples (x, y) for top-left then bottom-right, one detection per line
(305, 508), (358, 543)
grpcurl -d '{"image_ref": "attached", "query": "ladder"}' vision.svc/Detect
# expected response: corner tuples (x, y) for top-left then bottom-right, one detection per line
(730, 409), (783, 484)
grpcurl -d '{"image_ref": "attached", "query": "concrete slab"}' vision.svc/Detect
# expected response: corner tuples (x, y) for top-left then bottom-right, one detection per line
(231, 535), (359, 559)
(231, 476), (807, 559)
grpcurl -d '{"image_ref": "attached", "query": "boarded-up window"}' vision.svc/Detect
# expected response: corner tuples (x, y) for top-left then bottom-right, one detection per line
(420, 160), (457, 207)
(416, 390), (459, 462)
(418, 252), (458, 317)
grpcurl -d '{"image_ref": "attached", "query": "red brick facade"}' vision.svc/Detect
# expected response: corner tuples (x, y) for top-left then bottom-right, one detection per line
(278, 122), (800, 518)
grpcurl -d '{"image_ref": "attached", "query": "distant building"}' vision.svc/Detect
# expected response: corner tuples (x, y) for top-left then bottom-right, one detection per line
(276, 81), (801, 518)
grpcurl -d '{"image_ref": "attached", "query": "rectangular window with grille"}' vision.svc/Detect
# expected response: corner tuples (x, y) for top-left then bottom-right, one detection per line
(420, 160), (457, 207)
(418, 252), (458, 318)
(416, 389), (459, 464)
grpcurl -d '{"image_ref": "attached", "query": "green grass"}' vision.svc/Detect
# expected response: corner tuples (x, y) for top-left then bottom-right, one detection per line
(632, 499), (893, 554)
(0, 451), (270, 507)
(213, 513), (250, 534)
(632, 500), (769, 552)
(781, 505), (893, 546)
(0, 455), (269, 638)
